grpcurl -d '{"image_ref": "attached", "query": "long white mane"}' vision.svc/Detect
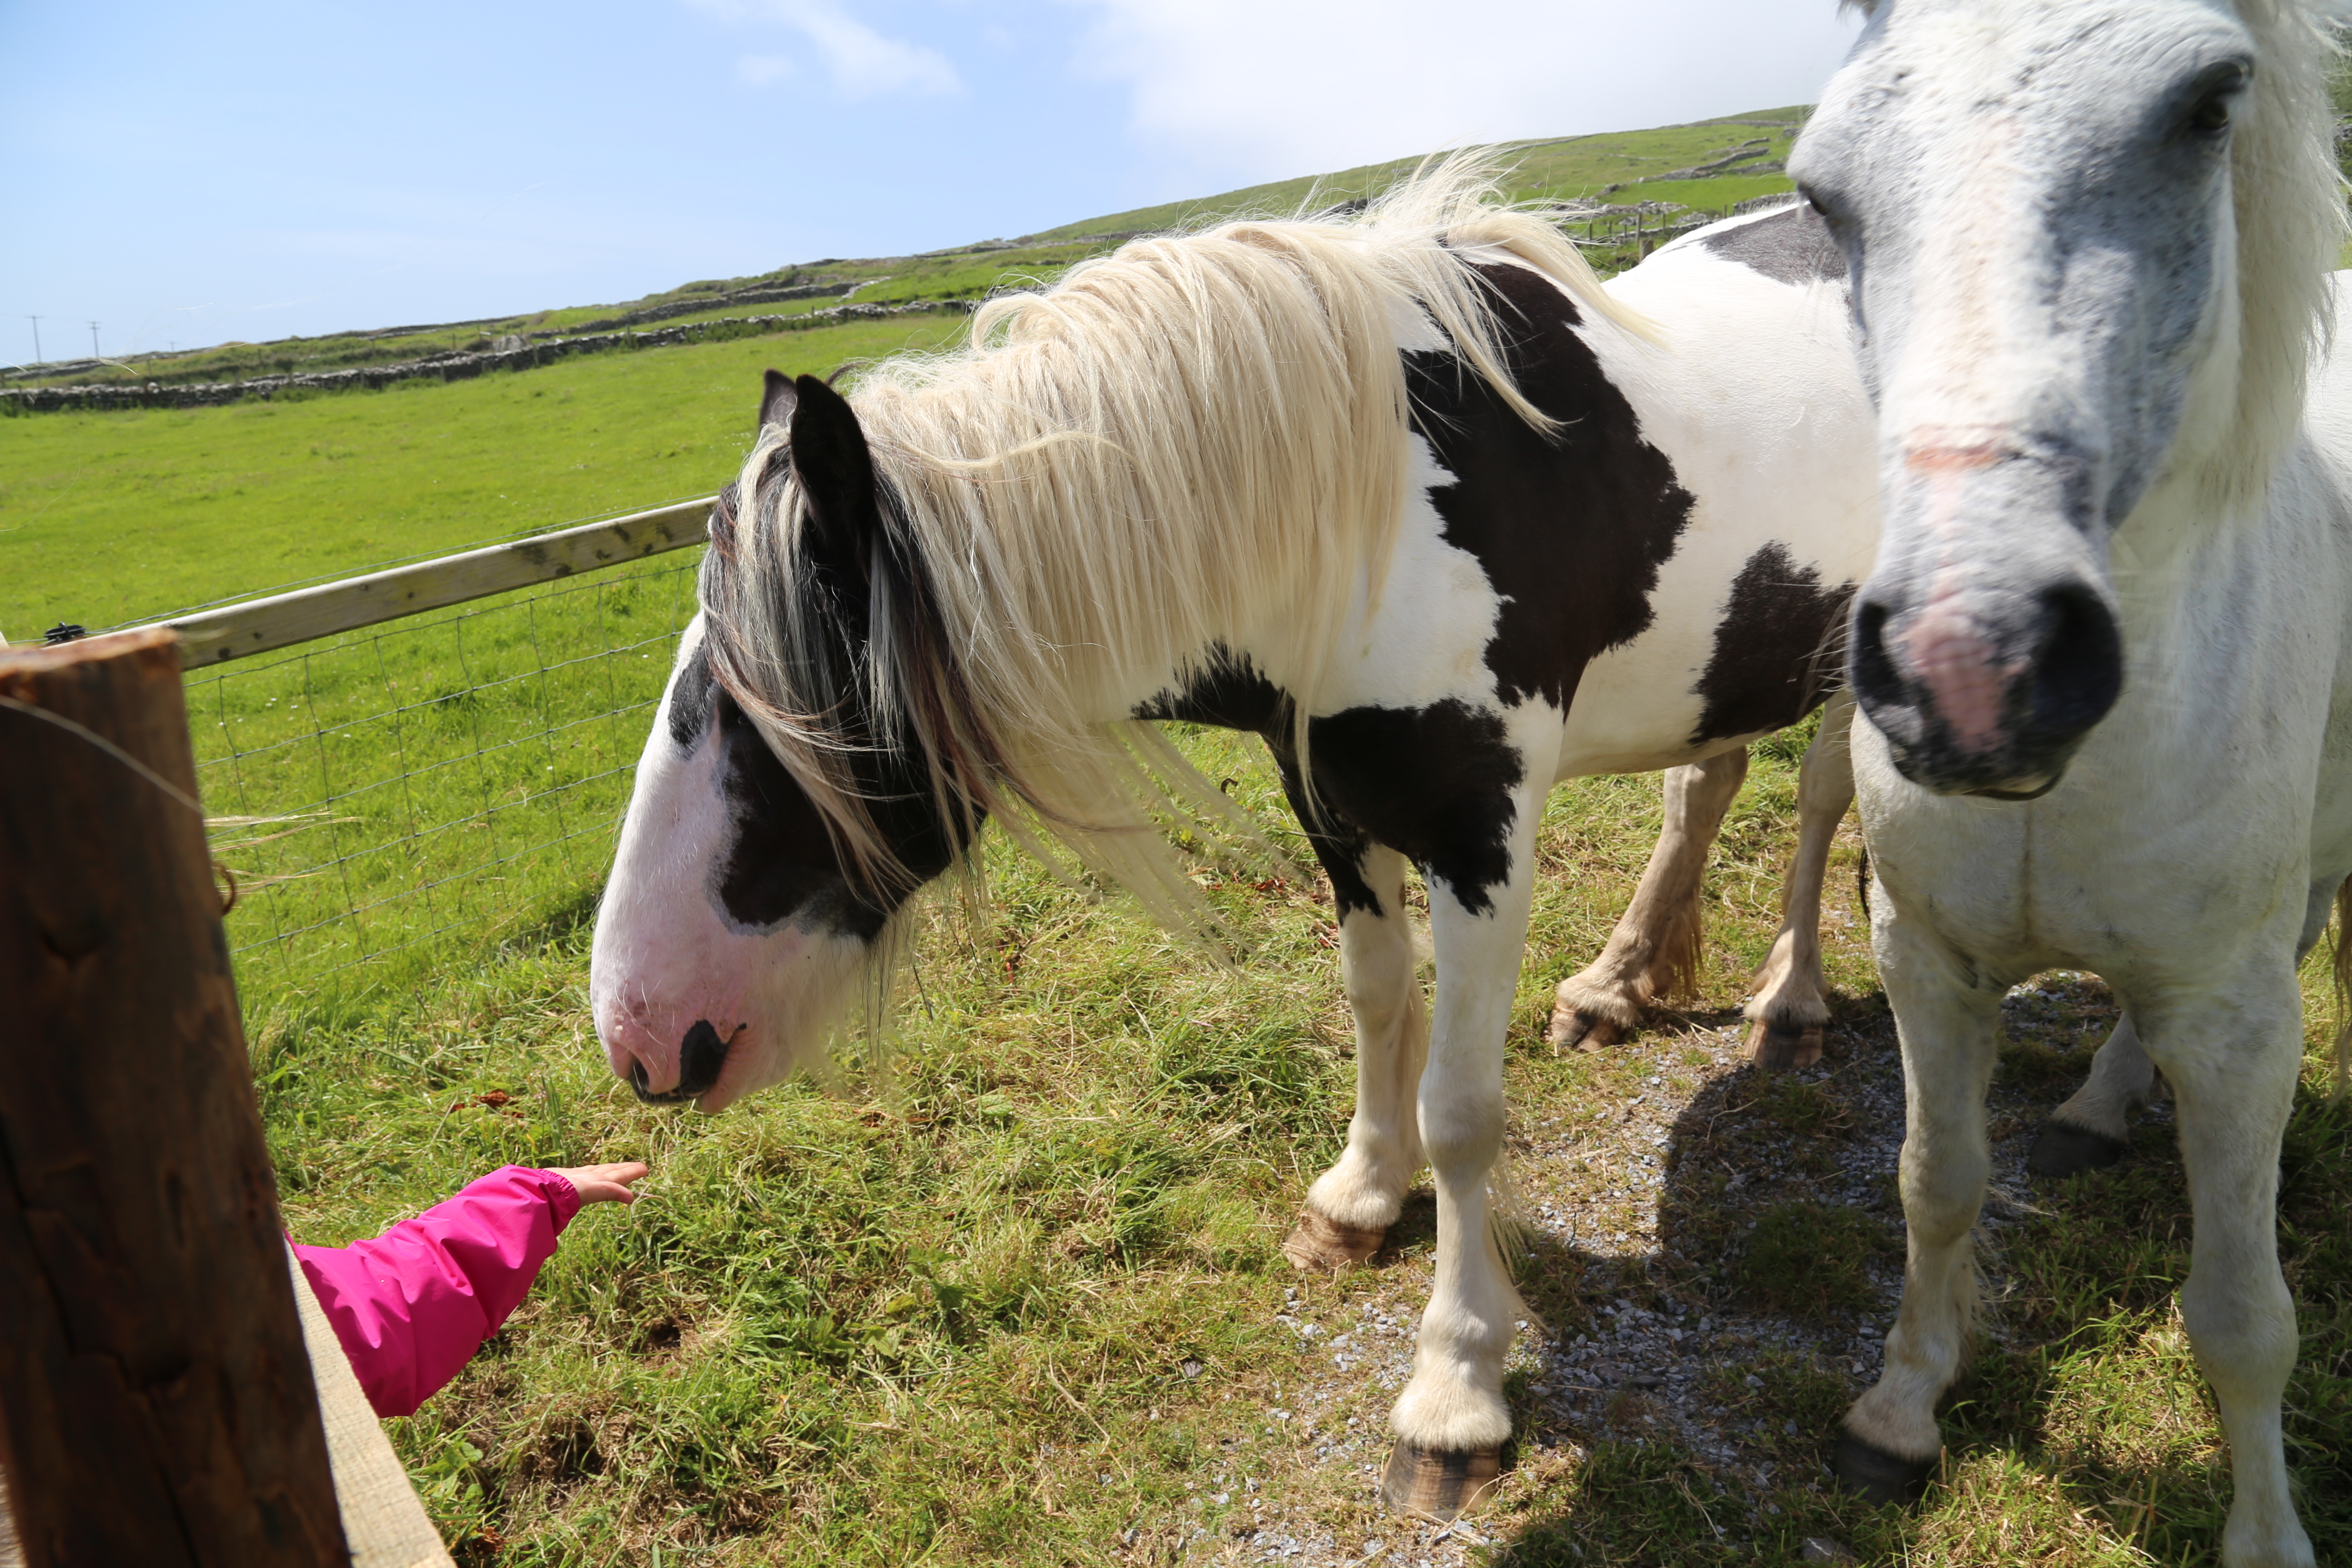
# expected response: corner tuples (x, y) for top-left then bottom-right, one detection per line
(698, 160), (1637, 936)
(2221, 0), (2348, 498)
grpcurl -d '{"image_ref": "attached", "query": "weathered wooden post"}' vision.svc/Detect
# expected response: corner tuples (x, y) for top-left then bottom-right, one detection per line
(0, 628), (349, 1567)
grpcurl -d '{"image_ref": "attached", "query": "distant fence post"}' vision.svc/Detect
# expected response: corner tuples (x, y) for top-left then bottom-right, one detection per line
(0, 628), (348, 1567)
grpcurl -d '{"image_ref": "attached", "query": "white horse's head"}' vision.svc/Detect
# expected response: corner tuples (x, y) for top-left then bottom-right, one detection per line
(1792, 0), (2341, 795)
(590, 373), (972, 1111)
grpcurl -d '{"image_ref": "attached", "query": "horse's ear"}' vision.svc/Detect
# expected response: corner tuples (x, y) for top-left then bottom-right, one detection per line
(757, 368), (797, 432)
(788, 372), (881, 581)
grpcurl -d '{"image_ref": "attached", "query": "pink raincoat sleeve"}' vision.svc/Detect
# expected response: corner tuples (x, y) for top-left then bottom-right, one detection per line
(292, 1165), (583, 1418)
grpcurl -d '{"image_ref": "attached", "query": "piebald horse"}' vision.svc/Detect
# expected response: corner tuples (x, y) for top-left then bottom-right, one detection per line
(589, 170), (1876, 1516)
(1794, 3), (2351, 1562)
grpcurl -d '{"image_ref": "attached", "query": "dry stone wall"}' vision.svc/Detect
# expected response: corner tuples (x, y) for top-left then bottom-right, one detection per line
(0, 300), (973, 415)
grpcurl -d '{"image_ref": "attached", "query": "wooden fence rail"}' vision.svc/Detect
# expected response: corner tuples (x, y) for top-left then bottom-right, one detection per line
(153, 497), (712, 669)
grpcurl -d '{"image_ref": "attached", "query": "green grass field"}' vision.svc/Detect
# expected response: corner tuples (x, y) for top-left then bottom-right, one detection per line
(0, 316), (967, 637)
(247, 722), (2352, 1567)
(6, 96), (2349, 1566)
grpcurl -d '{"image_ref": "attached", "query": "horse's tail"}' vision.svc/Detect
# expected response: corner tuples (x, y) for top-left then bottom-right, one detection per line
(2332, 877), (2351, 1103)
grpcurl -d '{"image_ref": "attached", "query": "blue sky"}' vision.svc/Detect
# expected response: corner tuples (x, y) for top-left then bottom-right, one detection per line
(2, 2), (1861, 363)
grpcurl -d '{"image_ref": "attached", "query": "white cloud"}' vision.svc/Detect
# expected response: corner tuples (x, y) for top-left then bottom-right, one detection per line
(1064, 0), (1859, 183)
(792, 4), (961, 96)
(736, 52), (798, 86)
(695, 0), (962, 98)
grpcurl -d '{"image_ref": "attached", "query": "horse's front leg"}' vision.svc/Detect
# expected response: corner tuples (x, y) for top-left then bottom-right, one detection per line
(1285, 840), (1428, 1270)
(1549, 747), (1748, 1051)
(2143, 980), (2313, 1568)
(1837, 880), (2001, 1501)
(1745, 688), (1856, 1069)
(1384, 781), (1545, 1521)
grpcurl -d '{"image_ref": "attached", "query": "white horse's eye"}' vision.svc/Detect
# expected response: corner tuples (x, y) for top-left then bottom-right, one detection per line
(2186, 63), (2246, 137)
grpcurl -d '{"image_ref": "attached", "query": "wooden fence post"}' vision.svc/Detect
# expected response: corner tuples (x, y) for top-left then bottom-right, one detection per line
(0, 628), (348, 1567)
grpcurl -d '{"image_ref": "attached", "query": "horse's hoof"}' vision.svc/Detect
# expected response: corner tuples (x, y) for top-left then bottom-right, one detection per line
(1381, 1439), (1502, 1521)
(1281, 1210), (1385, 1272)
(1548, 1007), (1626, 1054)
(1833, 1431), (1936, 1506)
(2026, 1118), (2127, 1177)
(1747, 1017), (1823, 1071)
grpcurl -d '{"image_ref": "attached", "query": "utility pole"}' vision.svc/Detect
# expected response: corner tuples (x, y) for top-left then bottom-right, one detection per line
(26, 316), (40, 365)
(87, 321), (101, 360)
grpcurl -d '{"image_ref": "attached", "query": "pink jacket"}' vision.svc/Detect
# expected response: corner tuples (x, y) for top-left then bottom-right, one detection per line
(293, 1165), (582, 1418)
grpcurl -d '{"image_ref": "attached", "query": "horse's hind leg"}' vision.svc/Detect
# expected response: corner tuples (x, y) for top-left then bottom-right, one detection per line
(1548, 747), (1748, 1052)
(2031, 875), (2344, 1178)
(2028, 1013), (2153, 1175)
(1745, 689), (1856, 1070)
(1285, 839), (1426, 1272)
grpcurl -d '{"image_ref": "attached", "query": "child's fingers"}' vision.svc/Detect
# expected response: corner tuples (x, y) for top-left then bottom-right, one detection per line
(550, 1162), (651, 1204)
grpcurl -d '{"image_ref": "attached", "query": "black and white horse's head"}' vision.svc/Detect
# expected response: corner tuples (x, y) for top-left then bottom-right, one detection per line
(1792, 0), (2341, 796)
(590, 372), (970, 1110)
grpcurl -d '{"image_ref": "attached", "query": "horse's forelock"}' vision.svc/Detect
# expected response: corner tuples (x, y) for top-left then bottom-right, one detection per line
(698, 433), (981, 902)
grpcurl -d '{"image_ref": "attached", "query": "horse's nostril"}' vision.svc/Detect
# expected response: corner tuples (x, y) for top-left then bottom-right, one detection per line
(677, 1018), (731, 1098)
(2025, 582), (2123, 737)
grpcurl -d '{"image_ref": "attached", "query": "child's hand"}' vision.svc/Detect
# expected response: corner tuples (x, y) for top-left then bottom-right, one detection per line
(550, 1162), (649, 1204)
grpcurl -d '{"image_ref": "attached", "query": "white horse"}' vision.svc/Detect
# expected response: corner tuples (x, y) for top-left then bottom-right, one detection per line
(1792, 3), (2351, 1562)
(589, 168), (1877, 1519)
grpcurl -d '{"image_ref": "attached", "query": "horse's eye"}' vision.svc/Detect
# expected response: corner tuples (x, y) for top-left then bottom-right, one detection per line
(2186, 64), (2245, 137)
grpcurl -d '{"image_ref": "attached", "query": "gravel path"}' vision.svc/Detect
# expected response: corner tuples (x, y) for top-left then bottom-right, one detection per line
(1150, 973), (2132, 1565)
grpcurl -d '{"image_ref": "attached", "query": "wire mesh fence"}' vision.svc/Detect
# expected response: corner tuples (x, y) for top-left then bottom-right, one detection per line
(189, 546), (701, 1013)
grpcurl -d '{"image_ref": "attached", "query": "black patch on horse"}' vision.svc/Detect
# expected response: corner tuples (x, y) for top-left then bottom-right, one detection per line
(1139, 646), (1287, 733)
(1688, 542), (1855, 745)
(1408, 262), (1695, 713)
(667, 638), (718, 749)
(1138, 651), (1384, 919)
(1139, 651), (1525, 919)
(1698, 203), (1844, 286)
(1303, 701), (1524, 917)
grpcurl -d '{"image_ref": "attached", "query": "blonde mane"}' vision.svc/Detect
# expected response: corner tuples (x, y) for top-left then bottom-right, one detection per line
(698, 160), (1634, 936)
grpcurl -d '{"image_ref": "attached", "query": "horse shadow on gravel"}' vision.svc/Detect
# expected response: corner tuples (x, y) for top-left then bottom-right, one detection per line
(1477, 974), (2352, 1565)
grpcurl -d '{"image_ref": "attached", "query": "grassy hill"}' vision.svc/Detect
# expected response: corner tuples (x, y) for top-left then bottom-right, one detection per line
(1032, 106), (1808, 241)
(2, 107), (1806, 401)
